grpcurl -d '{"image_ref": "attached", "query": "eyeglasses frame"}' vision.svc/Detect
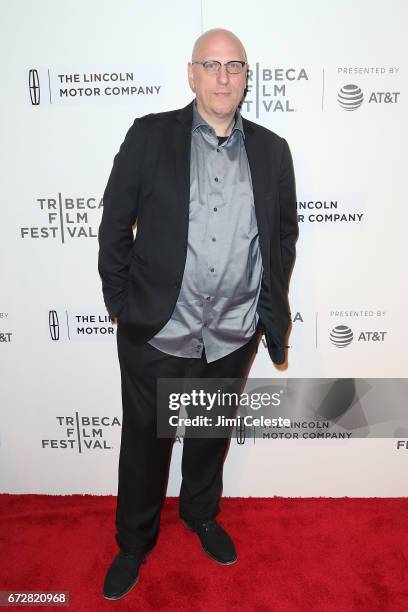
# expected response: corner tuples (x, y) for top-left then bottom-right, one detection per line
(191, 60), (247, 75)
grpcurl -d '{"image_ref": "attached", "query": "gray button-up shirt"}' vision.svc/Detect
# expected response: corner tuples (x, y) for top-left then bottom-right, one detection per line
(148, 102), (263, 363)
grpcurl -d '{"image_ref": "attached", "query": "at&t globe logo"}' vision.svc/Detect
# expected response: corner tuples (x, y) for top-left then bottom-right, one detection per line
(330, 325), (353, 348)
(338, 84), (364, 111)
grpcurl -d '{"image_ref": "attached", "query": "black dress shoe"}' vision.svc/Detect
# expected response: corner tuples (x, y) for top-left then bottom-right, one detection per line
(103, 548), (152, 600)
(182, 518), (237, 565)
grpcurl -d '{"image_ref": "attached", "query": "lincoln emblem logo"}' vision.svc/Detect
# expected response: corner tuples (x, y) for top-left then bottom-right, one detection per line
(29, 69), (40, 105)
(235, 416), (246, 445)
(49, 310), (59, 341)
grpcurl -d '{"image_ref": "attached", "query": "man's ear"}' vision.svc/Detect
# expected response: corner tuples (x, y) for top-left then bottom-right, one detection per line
(187, 62), (196, 92)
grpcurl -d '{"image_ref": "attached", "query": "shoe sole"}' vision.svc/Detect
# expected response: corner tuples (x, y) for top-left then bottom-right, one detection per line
(103, 546), (155, 600)
(181, 519), (237, 566)
(103, 574), (140, 601)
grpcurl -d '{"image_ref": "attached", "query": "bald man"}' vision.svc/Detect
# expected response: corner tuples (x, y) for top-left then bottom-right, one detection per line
(99, 28), (298, 600)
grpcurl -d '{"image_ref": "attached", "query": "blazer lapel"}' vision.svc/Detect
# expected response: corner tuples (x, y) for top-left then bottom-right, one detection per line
(243, 119), (271, 278)
(173, 102), (194, 239)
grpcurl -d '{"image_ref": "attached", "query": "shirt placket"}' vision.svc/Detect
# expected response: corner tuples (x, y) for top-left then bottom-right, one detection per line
(203, 135), (228, 337)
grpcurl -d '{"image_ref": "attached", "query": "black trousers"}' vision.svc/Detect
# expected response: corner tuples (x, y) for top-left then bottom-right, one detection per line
(114, 321), (262, 554)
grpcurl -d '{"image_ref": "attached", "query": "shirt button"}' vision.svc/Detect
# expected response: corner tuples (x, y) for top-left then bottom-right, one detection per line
(212, 237), (216, 242)
(217, 148), (221, 153)
(214, 177), (219, 182)
(213, 207), (218, 212)
(206, 296), (211, 301)
(210, 267), (215, 272)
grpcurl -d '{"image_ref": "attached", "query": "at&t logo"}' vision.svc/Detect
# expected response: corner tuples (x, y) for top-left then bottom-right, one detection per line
(330, 325), (387, 347)
(338, 84), (400, 110)
(330, 325), (353, 347)
(338, 84), (363, 110)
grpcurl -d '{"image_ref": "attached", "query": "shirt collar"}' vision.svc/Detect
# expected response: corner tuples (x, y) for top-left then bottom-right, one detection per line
(192, 99), (245, 139)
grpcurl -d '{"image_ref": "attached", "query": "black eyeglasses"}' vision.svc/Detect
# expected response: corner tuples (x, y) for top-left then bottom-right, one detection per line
(191, 60), (247, 75)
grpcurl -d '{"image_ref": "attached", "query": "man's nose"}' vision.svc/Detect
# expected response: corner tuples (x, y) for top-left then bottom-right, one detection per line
(216, 65), (230, 84)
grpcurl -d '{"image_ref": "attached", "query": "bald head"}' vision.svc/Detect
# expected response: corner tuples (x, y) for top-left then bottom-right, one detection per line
(192, 28), (247, 62)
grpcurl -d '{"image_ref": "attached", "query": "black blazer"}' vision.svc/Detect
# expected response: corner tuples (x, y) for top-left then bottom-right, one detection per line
(98, 100), (298, 365)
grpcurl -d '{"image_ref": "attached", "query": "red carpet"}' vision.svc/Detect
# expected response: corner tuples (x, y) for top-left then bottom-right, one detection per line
(1, 495), (408, 611)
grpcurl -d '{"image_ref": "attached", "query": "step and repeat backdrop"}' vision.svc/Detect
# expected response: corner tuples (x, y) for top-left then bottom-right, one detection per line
(1, 0), (407, 495)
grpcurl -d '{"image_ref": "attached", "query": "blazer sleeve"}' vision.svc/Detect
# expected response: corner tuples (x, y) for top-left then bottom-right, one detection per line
(98, 118), (145, 319)
(278, 138), (298, 291)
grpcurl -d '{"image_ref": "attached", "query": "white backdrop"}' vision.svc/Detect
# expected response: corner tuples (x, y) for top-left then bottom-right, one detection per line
(1, 0), (407, 496)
